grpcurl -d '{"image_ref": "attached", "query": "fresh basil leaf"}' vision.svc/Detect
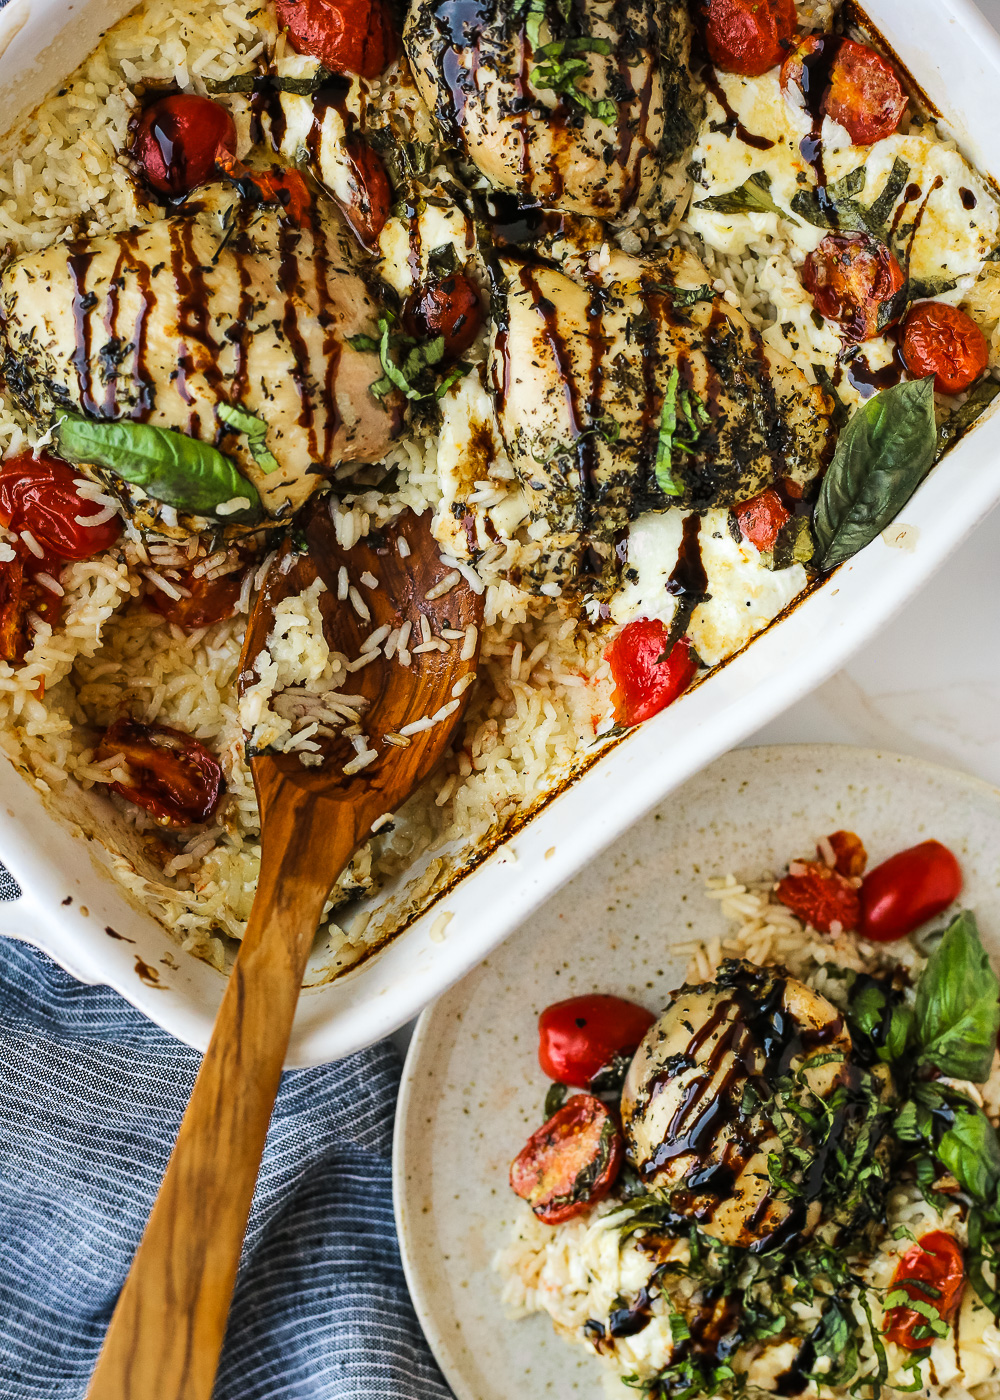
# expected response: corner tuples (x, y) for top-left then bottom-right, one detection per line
(654, 367), (683, 496)
(850, 980), (889, 1039)
(695, 170), (797, 224)
(813, 376), (937, 571)
(936, 375), (1000, 460)
(800, 1298), (859, 1386)
(55, 413), (262, 523)
(915, 909), (1000, 1081)
(217, 402), (280, 474)
(883, 1002), (915, 1062)
(937, 1106), (1000, 1203)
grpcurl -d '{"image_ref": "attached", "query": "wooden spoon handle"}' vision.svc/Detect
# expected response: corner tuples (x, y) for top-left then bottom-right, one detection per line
(85, 810), (356, 1400)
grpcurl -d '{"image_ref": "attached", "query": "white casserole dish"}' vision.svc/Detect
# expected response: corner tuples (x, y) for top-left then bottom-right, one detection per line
(0, 0), (998, 1067)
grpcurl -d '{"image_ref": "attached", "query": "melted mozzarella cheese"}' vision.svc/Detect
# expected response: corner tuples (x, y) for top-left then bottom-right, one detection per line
(377, 191), (476, 296)
(610, 509), (807, 667)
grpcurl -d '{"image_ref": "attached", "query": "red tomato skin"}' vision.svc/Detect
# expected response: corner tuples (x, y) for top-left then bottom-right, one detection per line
(860, 840), (962, 942)
(245, 167), (313, 227)
(826, 829), (868, 879)
(402, 274), (484, 362)
(803, 232), (906, 343)
(509, 1095), (624, 1225)
(0, 452), (121, 560)
(147, 570), (244, 630)
(884, 1232), (964, 1349)
(131, 94), (237, 198)
(701, 0), (797, 75)
(0, 556), (30, 662)
(275, 0), (399, 77)
(823, 40), (907, 145)
(776, 860), (860, 933)
(339, 139), (392, 247)
(95, 718), (224, 827)
(780, 33), (824, 99)
(606, 622), (697, 727)
(901, 302), (989, 396)
(733, 488), (791, 550)
(538, 995), (656, 1088)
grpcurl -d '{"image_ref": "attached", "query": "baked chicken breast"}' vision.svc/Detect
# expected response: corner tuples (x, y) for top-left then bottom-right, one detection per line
(0, 188), (395, 519)
(404, 0), (704, 220)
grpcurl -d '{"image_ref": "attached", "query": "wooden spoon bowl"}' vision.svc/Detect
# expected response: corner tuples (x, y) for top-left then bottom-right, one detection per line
(86, 499), (484, 1400)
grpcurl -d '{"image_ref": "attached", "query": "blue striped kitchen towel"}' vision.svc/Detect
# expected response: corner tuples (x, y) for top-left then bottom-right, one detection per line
(0, 875), (451, 1399)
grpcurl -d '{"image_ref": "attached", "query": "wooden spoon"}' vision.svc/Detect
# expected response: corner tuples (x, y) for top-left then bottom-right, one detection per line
(86, 500), (483, 1400)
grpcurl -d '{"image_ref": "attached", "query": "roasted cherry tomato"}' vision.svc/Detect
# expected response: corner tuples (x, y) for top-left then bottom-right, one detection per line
(0, 556), (30, 662)
(95, 717), (224, 827)
(402, 273), (484, 362)
(802, 232), (905, 343)
(824, 40), (907, 145)
(606, 623), (697, 727)
(131, 94), (237, 199)
(339, 138), (392, 247)
(859, 839), (962, 942)
(701, 0), (797, 76)
(884, 1232), (964, 1349)
(241, 166), (313, 227)
(275, 0), (399, 77)
(509, 1095), (623, 1225)
(733, 488), (791, 551)
(780, 33), (825, 102)
(776, 860), (860, 933)
(146, 569), (245, 630)
(826, 829), (867, 879)
(0, 452), (121, 561)
(901, 301), (989, 396)
(538, 994), (656, 1089)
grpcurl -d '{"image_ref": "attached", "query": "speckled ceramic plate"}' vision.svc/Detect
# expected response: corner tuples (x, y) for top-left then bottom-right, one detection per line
(393, 744), (1000, 1400)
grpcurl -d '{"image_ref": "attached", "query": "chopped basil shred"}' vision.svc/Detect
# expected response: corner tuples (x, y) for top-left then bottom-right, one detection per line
(217, 402), (280, 474)
(54, 412), (262, 523)
(653, 369), (709, 496)
(529, 37), (616, 124)
(349, 310), (469, 404)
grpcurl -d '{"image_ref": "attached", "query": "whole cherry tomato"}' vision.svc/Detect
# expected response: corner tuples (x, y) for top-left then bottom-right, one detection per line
(275, 0), (399, 78)
(95, 717), (224, 827)
(0, 452), (121, 560)
(402, 273), (484, 362)
(901, 301), (988, 396)
(701, 0), (797, 76)
(509, 1095), (623, 1225)
(131, 94), (237, 199)
(732, 488), (790, 551)
(826, 829), (867, 879)
(776, 860), (860, 933)
(606, 623), (697, 728)
(802, 232), (905, 343)
(859, 839), (962, 942)
(884, 1232), (964, 1349)
(339, 138), (392, 247)
(823, 40), (907, 145)
(538, 994), (656, 1089)
(146, 569), (245, 630)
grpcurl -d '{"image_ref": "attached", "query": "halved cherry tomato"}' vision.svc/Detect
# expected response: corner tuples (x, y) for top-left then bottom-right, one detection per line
(826, 829), (867, 879)
(781, 36), (907, 145)
(0, 452), (121, 561)
(606, 623), (697, 727)
(95, 717), (224, 827)
(802, 232), (905, 343)
(859, 839), (962, 942)
(339, 139), (392, 247)
(131, 94), (237, 199)
(146, 569), (244, 630)
(510, 1094), (623, 1225)
(402, 274), (484, 362)
(776, 860), (860, 933)
(0, 556), (30, 662)
(824, 40), (907, 145)
(243, 167), (313, 227)
(884, 1231), (964, 1349)
(538, 994), (656, 1089)
(275, 0), (399, 78)
(700, 0), (797, 75)
(733, 488), (790, 551)
(901, 301), (989, 396)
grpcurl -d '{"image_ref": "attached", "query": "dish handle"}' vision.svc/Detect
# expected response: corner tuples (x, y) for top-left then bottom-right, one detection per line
(0, 888), (109, 986)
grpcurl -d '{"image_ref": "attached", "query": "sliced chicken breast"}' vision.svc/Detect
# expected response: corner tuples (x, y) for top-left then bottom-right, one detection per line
(489, 245), (832, 590)
(403, 0), (703, 220)
(0, 187), (396, 519)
